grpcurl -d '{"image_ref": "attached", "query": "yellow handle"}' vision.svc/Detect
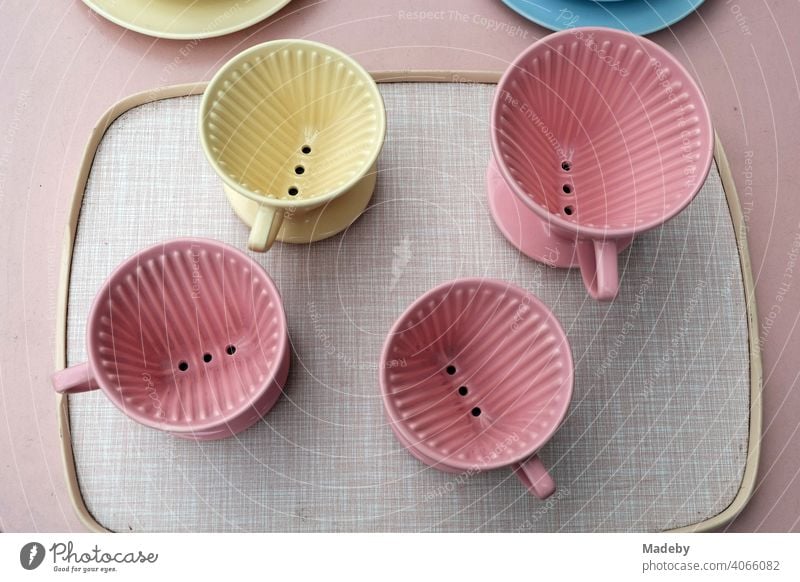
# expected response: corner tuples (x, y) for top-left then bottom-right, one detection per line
(248, 205), (284, 252)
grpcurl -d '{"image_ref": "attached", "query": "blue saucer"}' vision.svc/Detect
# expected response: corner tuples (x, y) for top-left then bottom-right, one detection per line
(502, 0), (705, 35)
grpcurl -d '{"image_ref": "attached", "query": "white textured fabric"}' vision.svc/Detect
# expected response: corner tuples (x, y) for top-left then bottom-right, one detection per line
(66, 83), (750, 532)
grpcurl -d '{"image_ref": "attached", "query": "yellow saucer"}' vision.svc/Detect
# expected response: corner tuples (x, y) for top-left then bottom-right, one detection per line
(225, 165), (378, 244)
(82, 0), (291, 40)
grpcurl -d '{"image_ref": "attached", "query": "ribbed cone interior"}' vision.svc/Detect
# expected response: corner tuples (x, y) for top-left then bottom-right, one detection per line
(89, 240), (285, 428)
(494, 30), (712, 230)
(382, 280), (572, 466)
(202, 41), (385, 202)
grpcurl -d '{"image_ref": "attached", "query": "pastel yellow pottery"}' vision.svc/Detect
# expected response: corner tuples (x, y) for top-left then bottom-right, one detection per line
(82, 0), (292, 40)
(199, 39), (386, 252)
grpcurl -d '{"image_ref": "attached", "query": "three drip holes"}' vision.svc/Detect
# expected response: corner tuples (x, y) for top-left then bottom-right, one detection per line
(288, 145), (312, 197)
(177, 344), (237, 373)
(561, 160), (574, 217)
(446, 364), (481, 417)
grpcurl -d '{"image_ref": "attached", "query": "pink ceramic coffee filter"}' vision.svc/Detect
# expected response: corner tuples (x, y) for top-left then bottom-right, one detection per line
(380, 279), (573, 498)
(492, 27), (713, 237)
(52, 238), (289, 439)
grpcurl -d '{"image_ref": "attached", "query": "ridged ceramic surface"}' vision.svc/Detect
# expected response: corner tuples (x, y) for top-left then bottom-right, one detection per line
(201, 40), (386, 203)
(381, 279), (573, 470)
(87, 239), (287, 431)
(492, 28), (713, 232)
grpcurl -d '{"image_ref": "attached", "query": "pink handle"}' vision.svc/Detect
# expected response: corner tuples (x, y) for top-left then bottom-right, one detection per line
(577, 238), (619, 300)
(51, 362), (99, 394)
(512, 455), (556, 499)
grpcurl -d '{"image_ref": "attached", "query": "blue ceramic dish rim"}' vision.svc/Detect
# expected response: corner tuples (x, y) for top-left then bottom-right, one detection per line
(501, 0), (706, 36)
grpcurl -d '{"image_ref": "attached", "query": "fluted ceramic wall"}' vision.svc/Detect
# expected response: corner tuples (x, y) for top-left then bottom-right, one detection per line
(200, 40), (385, 203)
(89, 239), (287, 430)
(493, 28), (713, 231)
(381, 279), (573, 469)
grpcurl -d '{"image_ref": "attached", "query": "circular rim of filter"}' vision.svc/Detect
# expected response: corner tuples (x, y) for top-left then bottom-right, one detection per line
(490, 26), (714, 240)
(199, 38), (387, 210)
(84, 237), (289, 434)
(379, 278), (574, 472)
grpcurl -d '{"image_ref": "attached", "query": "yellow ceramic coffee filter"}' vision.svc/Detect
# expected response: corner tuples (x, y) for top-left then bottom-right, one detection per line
(200, 39), (386, 251)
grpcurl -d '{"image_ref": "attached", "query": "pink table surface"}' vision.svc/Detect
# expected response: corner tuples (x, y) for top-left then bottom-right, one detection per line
(1, 0), (798, 532)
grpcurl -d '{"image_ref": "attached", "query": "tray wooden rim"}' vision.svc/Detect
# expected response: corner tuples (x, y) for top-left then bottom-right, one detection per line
(55, 70), (762, 533)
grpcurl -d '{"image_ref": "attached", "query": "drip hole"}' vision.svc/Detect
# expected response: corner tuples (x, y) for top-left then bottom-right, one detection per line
(446, 365), (456, 375)
(458, 386), (468, 396)
(178, 361), (189, 372)
(564, 206), (574, 216)
(294, 165), (305, 175)
(471, 407), (482, 417)
(203, 353), (213, 363)
(562, 184), (572, 194)
(301, 145), (312, 154)
(226, 345), (237, 355)
(561, 161), (572, 171)
(288, 187), (299, 196)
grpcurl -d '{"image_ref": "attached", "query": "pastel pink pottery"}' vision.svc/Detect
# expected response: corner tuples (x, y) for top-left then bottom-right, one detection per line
(380, 279), (573, 499)
(489, 27), (714, 300)
(52, 238), (290, 440)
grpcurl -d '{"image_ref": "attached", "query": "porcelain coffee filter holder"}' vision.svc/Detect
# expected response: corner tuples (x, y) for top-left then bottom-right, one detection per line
(380, 279), (573, 499)
(51, 238), (290, 440)
(489, 27), (714, 300)
(200, 39), (387, 252)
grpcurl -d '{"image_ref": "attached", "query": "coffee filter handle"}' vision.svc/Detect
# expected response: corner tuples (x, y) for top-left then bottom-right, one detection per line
(577, 238), (619, 300)
(52, 362), (99, 395)
(248, 205), (285, 252)
(512, 455), (556, 499)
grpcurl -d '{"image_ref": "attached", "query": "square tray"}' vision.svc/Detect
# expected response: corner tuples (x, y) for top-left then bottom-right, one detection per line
(56, 73), (761, 532)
